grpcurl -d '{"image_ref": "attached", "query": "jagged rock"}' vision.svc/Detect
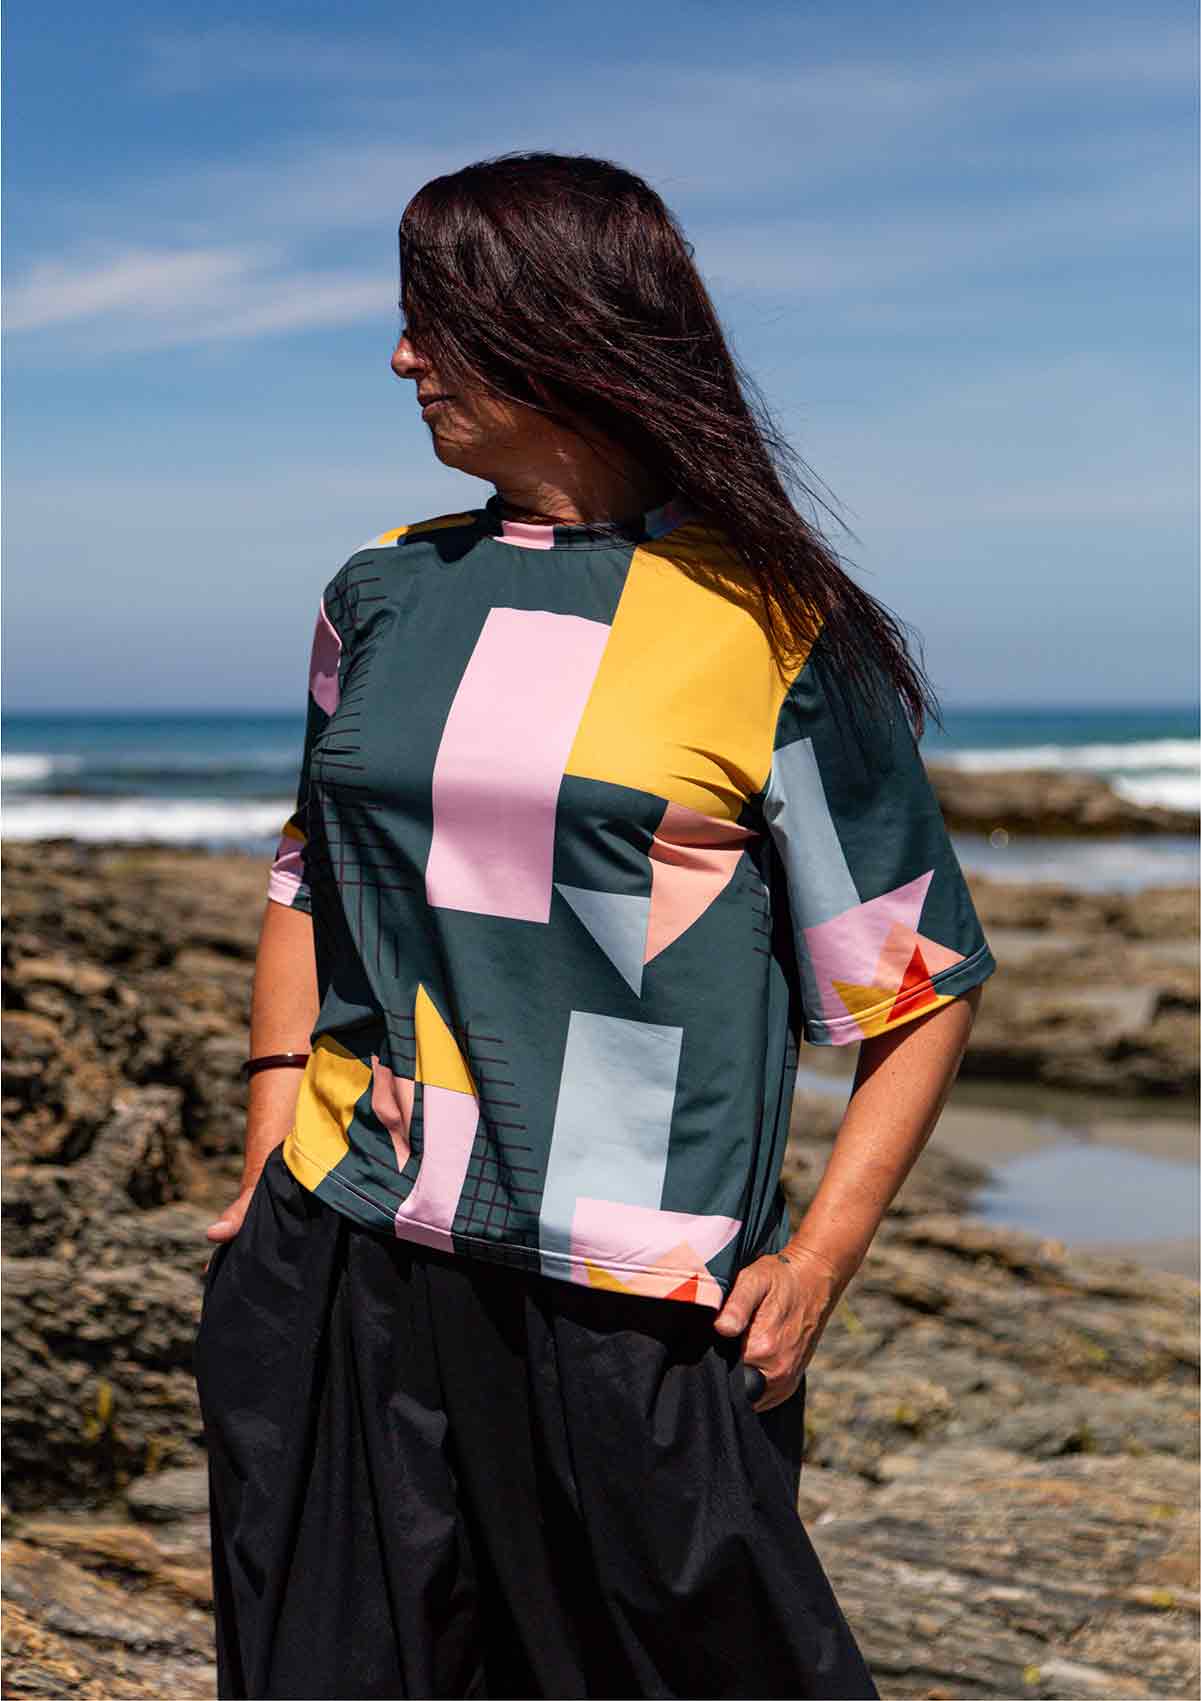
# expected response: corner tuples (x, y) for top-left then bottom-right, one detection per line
(3, 1597), (216, 1700)
(2, 1540), (215, 1697)
(75, 1086), (195, 1209)
(126, 1467), (209, 1525)
(813, 1450), (1199, 1698)
(2, 1254), (206, 1510)
(928, 763), (1199, 838)
(3, 1538), (212, 1651)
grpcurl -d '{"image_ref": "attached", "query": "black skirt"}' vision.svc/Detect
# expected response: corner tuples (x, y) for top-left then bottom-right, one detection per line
(193, 1146), (878, 1700)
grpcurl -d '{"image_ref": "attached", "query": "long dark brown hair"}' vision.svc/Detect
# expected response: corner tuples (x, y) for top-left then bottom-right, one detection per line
(398, 150), (942, 743)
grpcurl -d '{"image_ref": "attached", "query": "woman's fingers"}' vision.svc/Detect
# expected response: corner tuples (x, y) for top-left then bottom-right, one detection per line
(712, 1259), (773, 1338)
(205, 1186), (255, 1244)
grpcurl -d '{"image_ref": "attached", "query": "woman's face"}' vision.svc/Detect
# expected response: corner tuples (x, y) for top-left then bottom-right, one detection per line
(391, 325), (557, 482)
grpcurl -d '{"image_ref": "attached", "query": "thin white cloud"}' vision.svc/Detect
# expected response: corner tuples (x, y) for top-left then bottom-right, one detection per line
(188, 276), (389, 341)
(126, 139), (464, 239)
(3, 246), (393, 351)
(3, 246), (271, 333)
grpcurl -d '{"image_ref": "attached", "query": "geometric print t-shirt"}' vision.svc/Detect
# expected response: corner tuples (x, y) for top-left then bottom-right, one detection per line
(268, 492), (997, 1310)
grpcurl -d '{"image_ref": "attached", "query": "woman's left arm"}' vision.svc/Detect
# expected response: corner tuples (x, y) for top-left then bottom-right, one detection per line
(731, 636), (999, 1409)
(714, 982), (984, 1409)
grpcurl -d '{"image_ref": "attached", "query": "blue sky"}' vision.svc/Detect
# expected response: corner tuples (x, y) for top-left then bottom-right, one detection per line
(4, 0), (1197, 712)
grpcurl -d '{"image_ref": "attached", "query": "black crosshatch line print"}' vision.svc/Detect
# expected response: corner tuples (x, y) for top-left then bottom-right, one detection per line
(309, 799), (411, 847)
(325, 568), (383, 634)
(304, 847), (416, 891)
(323, 799), (414, 849)
(305, 799), (421, 953)
(453, 1154), (539, 1240)
(302, 850), (415, 893)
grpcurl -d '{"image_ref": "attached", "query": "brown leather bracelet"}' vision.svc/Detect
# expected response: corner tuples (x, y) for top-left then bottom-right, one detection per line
(241, 1052), (310, 1082)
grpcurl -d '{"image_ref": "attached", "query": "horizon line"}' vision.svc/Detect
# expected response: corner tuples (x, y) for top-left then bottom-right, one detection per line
(5, 701), (1200, 720)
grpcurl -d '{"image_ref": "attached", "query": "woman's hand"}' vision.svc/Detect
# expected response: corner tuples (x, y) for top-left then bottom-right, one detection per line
(712, 1245), (847, 1412)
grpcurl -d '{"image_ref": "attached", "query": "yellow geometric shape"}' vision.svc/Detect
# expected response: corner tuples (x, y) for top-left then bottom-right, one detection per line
(367, 512), (477, 548)
(585, 1259), (635, 1292)
(831, 977), (903, 1020)
(832, 978), (957, 1042)
(280, 818), (306, 844)
(283, 1034), (372, 1187)
(413, 984), (477, 1096)
(564, 525), (816, 821)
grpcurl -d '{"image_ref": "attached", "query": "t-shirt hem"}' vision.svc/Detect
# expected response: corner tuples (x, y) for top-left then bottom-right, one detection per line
(266, 873), (311, 912)
(803, 939), (997, 1046)
(283, 1133), (733, 1309)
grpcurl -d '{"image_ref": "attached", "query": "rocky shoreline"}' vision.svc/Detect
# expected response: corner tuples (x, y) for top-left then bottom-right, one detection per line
(2, 835), (1198, 1699)
(925, 761), (1198, 839)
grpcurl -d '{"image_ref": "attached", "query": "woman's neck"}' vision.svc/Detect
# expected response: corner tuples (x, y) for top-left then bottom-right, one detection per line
(493, 460), (670, 527)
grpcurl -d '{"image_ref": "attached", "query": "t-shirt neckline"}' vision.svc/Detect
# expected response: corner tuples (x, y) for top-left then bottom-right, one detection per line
(481, 490), (693, 551)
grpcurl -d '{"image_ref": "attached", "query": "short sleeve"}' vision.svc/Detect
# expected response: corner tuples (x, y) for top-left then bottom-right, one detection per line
(266, 591), (344, 914)
(763, 637), (996, 1046)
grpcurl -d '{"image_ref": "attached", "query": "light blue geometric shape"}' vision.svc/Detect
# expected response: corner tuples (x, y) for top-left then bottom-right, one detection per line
(763, 737), (860, 928)
(555, 883), (650, 995)
(539, 1010), (683, 1268)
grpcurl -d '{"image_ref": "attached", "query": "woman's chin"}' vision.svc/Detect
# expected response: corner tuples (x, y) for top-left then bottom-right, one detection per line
(431, 437), (490, 480)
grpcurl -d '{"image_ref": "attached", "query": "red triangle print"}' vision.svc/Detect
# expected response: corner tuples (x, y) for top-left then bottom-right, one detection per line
(886, 943), (939, 1024)
(665, 1274), (700, 1303)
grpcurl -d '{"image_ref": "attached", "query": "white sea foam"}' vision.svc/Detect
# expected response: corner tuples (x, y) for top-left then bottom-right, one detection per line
(1, 753), (84, 784)
(937, 739), (1200, 814)
(1112, 773), (1201, 813)
(0, 797), (293, 845)
(939, 738), (1200, 774)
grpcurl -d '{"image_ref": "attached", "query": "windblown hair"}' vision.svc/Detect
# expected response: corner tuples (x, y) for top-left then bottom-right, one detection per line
(398, 150), (942, 742)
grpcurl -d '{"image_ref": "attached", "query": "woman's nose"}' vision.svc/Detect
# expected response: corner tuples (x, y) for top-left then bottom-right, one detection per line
(391, 336), (425, 379)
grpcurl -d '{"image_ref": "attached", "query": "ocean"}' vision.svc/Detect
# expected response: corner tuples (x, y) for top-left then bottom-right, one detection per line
(2, 704), (1198, 893)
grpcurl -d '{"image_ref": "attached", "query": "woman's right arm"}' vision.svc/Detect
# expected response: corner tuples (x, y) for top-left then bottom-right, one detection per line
(204, 589), (343, 1245)
(205, 897), (319, 1242)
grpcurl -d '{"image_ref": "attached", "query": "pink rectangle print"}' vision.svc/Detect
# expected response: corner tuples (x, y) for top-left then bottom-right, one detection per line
(310, 597), (343, 715)
(393, 1084), (480, 1253)
(425, 607), (611, 922)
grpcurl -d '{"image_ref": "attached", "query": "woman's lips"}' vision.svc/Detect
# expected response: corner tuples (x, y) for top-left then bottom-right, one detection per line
(421, 398), (451, 418)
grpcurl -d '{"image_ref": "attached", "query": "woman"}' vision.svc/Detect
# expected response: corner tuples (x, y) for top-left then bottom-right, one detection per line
(194, 150), (995, 1700)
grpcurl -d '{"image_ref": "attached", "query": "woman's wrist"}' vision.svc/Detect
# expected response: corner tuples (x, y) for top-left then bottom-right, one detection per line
(777, 1237), (859, 1295)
